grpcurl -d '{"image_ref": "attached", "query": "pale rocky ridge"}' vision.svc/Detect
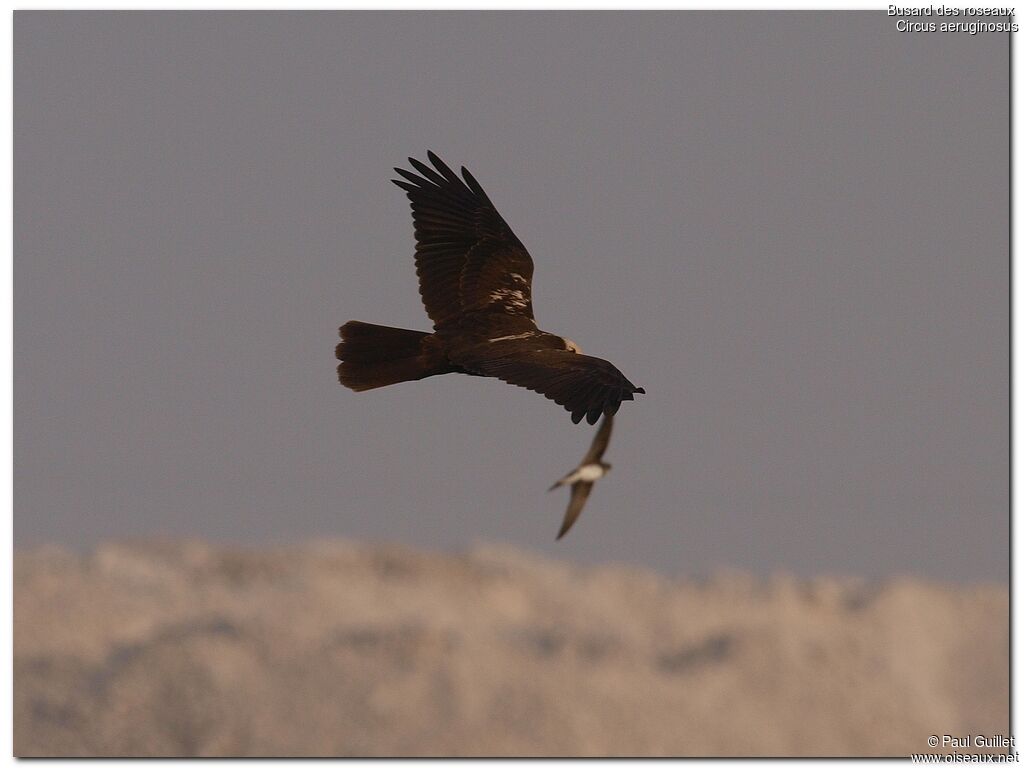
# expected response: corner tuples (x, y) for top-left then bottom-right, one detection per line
(14, 539), (1009, 757)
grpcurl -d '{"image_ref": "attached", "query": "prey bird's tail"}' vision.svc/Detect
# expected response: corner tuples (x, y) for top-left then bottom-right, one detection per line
(548, 475), (570, 492)
(336, 321), (451, 391)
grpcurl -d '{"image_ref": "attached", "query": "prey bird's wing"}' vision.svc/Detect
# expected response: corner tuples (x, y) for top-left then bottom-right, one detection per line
(392, 152), (536, 331)
(582, 414), (614, 463)
(460, 347), (644, 425)
(557, 482), (594, 540)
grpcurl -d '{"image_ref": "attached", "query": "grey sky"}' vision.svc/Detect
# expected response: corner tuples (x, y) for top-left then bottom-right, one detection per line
(14, 11), (1009, 581)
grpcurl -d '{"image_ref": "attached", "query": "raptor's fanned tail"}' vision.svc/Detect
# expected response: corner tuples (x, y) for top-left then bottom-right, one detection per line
(335, 321), (451, 391)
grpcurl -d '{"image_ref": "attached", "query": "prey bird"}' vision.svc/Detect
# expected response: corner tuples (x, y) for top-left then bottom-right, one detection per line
(335, 152), (644, 425)
(549, 414), (615, 539)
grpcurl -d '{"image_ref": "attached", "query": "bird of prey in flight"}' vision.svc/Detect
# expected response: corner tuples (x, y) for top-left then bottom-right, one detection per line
(549, 414), (615, 539)
(335, 152), (644, 425)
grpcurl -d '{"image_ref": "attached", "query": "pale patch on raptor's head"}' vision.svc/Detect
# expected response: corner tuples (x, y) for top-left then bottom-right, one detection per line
(563, 337), (582, 354)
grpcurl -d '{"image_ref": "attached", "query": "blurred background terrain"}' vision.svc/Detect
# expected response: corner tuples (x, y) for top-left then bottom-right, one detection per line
(15, 539), (1008, 757)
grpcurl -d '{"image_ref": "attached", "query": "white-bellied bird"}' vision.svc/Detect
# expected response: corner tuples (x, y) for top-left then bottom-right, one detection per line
(549, 414), (615, 539)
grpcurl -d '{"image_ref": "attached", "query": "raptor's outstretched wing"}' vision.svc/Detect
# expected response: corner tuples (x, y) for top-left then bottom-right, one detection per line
(460, 347), (644, 425)
(393, 152), (535, 331)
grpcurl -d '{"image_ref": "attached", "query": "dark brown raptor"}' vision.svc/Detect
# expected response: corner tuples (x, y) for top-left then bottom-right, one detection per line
(336, 152), (644, 425)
